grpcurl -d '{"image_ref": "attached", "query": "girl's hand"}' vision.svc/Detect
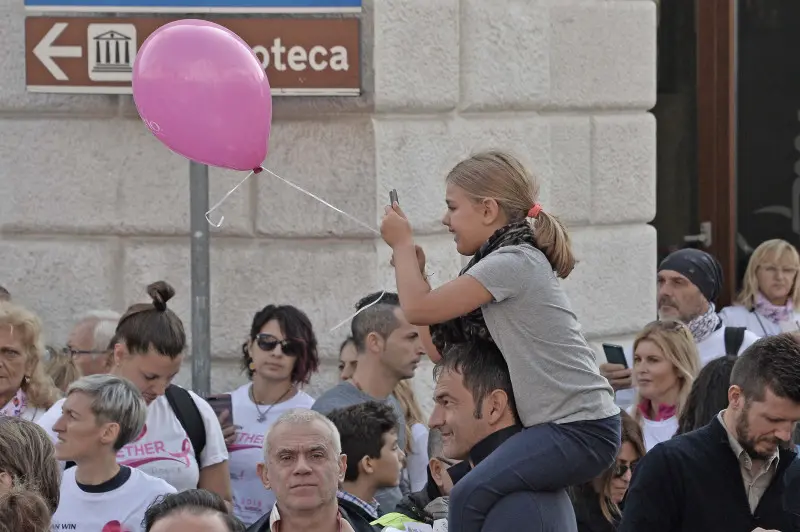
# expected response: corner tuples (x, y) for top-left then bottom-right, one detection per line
(391, 245), (426, 275)
(381, 203), (414, 248)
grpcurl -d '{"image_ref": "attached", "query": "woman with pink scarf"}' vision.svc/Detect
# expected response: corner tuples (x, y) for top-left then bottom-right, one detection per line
(0, 301), (60, 422)
(721, 239), (800, 337)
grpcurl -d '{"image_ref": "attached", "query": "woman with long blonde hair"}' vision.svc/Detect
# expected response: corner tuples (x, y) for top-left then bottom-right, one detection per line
(393, 380), (429, 492)
(630, 320), (700, 451)
(720, 239), (800, 336)
(0, 302), (60, 422)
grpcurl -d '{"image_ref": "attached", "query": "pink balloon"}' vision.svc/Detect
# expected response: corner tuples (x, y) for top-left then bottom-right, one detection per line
(132, 19), (272, 171)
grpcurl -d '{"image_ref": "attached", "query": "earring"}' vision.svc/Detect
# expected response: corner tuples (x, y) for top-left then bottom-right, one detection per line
(249, 361), (255, 371)
(23, 375), (30, 384)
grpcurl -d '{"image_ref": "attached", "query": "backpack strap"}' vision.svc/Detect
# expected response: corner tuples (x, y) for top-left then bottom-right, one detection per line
(164, 384), (206, 467)
(724, 327), (747, 356)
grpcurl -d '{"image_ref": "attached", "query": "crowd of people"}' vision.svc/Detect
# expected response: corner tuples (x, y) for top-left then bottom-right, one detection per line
(0, 150), (799, 531)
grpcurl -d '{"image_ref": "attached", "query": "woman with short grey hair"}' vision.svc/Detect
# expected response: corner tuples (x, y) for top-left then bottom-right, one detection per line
(49, 374), (177, 531)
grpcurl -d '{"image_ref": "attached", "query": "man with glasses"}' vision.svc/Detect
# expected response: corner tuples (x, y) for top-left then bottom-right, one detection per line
(64, 310), (120, 376)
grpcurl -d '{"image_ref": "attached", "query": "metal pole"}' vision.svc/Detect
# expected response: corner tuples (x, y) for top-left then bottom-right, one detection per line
(189, 161), (211, 397)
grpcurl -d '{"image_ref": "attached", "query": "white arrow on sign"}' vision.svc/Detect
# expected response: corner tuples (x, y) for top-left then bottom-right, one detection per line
(33, 22), (83, 82)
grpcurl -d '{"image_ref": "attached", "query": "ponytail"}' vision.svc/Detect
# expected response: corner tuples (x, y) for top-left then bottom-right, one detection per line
(532, 210), (575, 279)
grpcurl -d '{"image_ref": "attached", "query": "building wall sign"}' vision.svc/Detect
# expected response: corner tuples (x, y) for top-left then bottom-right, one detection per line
(25, 16), (360, 95)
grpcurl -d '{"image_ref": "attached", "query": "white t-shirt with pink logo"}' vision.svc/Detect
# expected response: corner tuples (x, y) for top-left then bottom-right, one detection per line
(226, 383), (315, 525)
(37, 387), (228, 492)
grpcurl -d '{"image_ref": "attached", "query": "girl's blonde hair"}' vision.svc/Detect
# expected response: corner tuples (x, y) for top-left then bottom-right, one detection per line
(0, 302), (60, 410)
(631, 320), (700, 424)
(446, 150), (576, 278)
(393, 380), (425, 455)
(736, 239), (800, 310)
(45, 354), (82, 393)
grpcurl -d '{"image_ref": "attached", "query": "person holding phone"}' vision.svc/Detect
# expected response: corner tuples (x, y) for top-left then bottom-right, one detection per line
(381, 151), (620, 531)
(222, 305), (318, 526)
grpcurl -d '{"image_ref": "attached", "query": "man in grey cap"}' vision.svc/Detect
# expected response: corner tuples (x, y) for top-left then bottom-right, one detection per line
(601, 248), (760, 406)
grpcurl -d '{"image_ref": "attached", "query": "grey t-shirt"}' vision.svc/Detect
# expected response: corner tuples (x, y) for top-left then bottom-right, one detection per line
(467, 244), (619, 427)
(311, 381), (407, 512)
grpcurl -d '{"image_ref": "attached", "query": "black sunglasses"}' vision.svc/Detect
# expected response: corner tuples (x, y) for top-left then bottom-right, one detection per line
(255, 334), (304, 357)
(613, 461), (637, 478)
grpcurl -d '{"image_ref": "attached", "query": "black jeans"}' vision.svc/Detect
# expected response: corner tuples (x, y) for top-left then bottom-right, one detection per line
(448, 413), (621, 531)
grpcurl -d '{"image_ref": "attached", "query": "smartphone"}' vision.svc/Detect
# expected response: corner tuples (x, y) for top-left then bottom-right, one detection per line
(389, 189), (399, 205)
(602, 343), (628, 369)
(206, 394), (233, 426)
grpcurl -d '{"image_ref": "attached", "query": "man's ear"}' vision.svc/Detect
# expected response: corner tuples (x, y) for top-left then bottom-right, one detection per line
(728, 384), (744, 410)
(257, 462), (270, 490)
(428, 458), (444, 489)
(365, 332), (385, 355)
(338, 454), (347, 483)
(485, 389), (510, 425)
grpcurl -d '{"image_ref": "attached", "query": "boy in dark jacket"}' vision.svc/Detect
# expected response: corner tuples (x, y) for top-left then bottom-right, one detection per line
(326, 402), (406, 532)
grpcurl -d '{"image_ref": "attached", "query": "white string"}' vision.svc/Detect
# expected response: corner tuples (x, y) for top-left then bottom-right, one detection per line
(328, 290), (387, 332)
(205, 170), (257, 228)
(205, 165), (391, 332)
(259, 167), (381, 236)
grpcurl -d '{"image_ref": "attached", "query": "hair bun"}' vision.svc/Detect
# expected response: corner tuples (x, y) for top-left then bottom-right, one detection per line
(146, 281), (175, 312)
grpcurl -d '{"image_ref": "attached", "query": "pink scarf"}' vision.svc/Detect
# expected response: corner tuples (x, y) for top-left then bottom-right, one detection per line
(0, 388), (26, 418)
(637, 399), (676, 422)
(755, 292), (794, 324)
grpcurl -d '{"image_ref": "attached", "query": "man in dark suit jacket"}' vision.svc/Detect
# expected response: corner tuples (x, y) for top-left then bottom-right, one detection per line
(619, 333), (800, 532)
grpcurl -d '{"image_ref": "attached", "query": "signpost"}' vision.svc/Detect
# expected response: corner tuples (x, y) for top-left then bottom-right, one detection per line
(25, 16), (361, 95)
(24, 0), (361, 13)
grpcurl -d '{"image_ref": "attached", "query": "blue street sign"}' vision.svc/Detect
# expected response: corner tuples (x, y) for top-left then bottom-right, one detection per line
(24, 0), (360, 13)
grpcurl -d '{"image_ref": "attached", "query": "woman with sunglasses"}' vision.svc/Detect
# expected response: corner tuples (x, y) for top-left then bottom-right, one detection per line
(570, 411), (646, 532)
(223, 304), (319, 526)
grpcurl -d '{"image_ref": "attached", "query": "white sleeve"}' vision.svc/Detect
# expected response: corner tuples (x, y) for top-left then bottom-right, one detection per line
(407, 424), (430, 492)
(188, 391), (229, 468)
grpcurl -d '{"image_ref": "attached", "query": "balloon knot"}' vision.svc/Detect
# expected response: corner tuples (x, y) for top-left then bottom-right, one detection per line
(253, 167), (264, 174)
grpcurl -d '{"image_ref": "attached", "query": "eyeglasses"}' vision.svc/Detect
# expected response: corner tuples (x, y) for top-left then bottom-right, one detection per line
(255, 334), (304, 357)
(63, 346), (107, 358)
(612, 461), (637, 478)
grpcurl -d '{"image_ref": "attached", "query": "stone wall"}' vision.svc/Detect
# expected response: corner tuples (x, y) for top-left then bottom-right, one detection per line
(0, 0), (658, 413)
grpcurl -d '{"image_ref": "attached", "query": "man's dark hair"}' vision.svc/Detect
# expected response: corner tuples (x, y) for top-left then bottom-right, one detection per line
(0, 286), (9, 302)
(731, 333), (800, 404)
(143, 489), (245, 531)
(326, 401), (398, 482)
(434, 340), (518, 420)
(351, 292), (401, 353)
(677, 355), (737, 435)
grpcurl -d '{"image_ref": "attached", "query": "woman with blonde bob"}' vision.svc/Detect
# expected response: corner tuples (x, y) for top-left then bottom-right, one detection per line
(0, 301), (60, 422)
(381, 150), (620, 531)
(630, 320), (700, 451)
(720, 239), (800, 336)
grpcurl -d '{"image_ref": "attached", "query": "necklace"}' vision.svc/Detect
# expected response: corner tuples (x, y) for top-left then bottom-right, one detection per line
(250, 384), (294, 423)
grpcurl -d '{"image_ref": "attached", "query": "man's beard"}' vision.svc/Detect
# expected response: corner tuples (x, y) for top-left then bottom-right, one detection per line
(735, 402), (787, 460)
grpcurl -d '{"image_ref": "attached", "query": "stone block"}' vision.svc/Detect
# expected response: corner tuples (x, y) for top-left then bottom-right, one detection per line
(121, 238), (378, 360)
(0, 3), (118, 114)
(591, 113), (656, 224)
(564, 224), (656, 337)
(374, 115), (550, 233)
(460, 0), (549, 111)
(373, 0), (459, 112)
(549, 2), (657, 109)
(0, 118), (250, 235)
(256, 119), (376, 237)
(0, 237), (119, 345)
(546, 116), (591, 225)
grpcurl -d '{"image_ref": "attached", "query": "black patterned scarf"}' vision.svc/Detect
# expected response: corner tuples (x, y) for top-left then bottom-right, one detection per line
(429, 220), (537, 354)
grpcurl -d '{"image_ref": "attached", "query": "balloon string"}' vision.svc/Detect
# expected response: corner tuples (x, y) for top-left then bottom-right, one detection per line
(205, 165), (390, 332)
(328, 290), (387, 332)
(205, 170), (256, 228)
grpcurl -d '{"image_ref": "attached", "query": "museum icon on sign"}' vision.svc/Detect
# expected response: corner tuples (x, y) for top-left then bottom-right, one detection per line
(87, 24), (137, 82)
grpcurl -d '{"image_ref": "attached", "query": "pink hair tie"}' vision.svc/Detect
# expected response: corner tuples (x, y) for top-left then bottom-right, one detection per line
(528, 203), (542, 218)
